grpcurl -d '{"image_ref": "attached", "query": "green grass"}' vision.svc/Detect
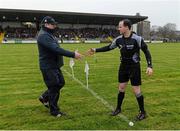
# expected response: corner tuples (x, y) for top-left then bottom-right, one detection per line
(0, 43), (180, 130)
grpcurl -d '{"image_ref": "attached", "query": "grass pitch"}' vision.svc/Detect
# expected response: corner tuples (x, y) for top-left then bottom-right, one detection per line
(0, 43), (180, 129)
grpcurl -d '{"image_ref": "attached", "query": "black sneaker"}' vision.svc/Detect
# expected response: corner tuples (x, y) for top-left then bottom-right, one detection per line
(136, 111), (147, 121)
(39, 96), (49, 108)
(111, 108), (121, 116)
(59, 111), (66, 116)
(55, 113), (62, 118)
(51, 112), (66, 117)
(51, 112), (62, 117)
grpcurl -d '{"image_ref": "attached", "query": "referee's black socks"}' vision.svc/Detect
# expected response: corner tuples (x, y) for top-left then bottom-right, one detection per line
(116, 91), (125, 109)
(136, 93), (145, 113)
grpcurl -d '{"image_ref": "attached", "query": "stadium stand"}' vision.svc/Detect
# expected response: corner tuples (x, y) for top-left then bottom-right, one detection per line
(0, 9), (148, 43)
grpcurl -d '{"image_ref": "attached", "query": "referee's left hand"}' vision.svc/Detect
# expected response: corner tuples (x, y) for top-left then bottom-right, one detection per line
(146, 67), (153, 76)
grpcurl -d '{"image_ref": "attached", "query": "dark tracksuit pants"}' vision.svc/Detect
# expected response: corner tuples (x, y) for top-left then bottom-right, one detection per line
(41, 68), (65, 115)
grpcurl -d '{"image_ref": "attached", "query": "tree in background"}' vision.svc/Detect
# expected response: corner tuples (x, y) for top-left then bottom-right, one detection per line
(151, 23), (178, 42)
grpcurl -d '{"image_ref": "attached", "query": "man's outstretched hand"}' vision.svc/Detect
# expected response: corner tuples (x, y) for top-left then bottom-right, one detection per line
(74, 51), (83, 60)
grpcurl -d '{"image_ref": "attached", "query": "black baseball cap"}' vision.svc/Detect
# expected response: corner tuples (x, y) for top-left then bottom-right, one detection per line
(41, 16), (58, 25)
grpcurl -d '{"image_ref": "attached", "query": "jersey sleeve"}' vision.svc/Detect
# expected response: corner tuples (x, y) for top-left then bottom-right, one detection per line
(95, 37), (119, 52)
(141, 39), (153, 68)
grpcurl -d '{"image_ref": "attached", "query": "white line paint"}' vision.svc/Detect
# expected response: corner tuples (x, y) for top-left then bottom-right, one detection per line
(63, 68), (132, 124)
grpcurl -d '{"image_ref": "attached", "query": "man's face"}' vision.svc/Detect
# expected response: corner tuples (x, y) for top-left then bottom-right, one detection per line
(45, 23), (57, 29)
(117, 21), (128, 35)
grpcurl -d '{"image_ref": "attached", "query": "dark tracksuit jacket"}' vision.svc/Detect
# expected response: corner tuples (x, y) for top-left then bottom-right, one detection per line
(37, 27), (75, 115)
(37, 27), (75, 70)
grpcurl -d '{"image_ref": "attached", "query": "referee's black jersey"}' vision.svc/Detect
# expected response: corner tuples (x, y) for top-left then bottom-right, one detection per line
(95, 33), (152, 68)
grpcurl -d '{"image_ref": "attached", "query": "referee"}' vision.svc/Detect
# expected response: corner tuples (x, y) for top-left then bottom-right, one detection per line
(87, 19), (153, 120)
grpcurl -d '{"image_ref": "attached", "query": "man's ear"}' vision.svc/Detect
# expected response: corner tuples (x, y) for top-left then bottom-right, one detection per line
(44, 23), (48, 27)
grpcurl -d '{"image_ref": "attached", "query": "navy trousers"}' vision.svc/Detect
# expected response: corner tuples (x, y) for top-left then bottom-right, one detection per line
(41, 69), (65, 115)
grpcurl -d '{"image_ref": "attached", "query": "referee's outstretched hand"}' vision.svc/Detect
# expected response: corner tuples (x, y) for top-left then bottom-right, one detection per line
(86, 48), (95, 56)
(146, 67), (153, 76)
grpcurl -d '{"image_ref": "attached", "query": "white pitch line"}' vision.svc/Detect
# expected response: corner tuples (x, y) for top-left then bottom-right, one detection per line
(63, 68), (131, 124)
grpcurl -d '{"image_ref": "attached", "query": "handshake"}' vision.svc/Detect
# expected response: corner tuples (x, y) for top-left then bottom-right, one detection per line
(74, 48), (96, 60)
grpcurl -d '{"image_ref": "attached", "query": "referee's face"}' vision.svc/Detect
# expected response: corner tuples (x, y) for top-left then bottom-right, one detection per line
(118, 21), (128, 35)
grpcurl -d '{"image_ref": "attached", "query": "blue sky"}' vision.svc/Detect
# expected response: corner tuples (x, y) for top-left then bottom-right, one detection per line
(1, 0), (180, 30)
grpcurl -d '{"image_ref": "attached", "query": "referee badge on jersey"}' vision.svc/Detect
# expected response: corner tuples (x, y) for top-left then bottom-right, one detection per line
(126, 44), (134, 50)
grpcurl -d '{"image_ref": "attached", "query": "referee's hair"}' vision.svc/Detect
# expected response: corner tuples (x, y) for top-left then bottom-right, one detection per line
(121, 19), (132, 30)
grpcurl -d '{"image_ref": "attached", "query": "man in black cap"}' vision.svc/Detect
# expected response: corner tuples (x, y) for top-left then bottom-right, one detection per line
(37, 16), (82, 117)
(87, 19), (153, 121)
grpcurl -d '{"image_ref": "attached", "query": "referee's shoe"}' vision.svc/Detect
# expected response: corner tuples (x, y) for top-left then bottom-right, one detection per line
(136, 111), (147, 121)
(111, 108), (121, 116)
